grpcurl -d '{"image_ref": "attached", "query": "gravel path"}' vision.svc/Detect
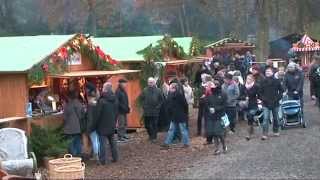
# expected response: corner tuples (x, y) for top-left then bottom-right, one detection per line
(177, 92), (320, 179)
(85, 84), (320, 179)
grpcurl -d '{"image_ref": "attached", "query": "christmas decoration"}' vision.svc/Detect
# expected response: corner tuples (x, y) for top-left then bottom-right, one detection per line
(27, 34), (118, 85)
(189, 37), (203, 56)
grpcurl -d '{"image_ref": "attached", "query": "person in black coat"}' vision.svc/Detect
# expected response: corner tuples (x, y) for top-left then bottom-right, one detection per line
(140, 77), (164, 142)
(205, 80), (228, 155)
(95, 82), (119, 165)
(259, 67), (284, 140)
(115, 79), (130, 142)
(241, 74), (259, 140)
(161, 83), (190, 148)
(309, 53), (320, 109)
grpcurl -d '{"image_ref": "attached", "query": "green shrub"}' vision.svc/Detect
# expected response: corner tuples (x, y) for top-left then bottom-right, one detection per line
(29, 124), (70, 164)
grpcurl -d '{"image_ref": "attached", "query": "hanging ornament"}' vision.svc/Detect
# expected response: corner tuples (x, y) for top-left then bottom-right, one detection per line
(59, 47), (68, 60)
(82, 38), (88, 45)
(51, 53), (59, 63)
(42, 63), (49, 72)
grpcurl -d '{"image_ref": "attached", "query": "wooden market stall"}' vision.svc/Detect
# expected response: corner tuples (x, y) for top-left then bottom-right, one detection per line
(0, 34), (141, 132)
(291, 34), (320, 66)
(205, 37), (255, 55)
(93, 35), (199, 84)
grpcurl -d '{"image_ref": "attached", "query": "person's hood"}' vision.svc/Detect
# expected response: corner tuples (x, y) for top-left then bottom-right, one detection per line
(101, 91), (117, 102)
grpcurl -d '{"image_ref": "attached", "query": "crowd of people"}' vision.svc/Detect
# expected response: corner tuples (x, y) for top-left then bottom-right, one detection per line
(62, 47), (320, 164)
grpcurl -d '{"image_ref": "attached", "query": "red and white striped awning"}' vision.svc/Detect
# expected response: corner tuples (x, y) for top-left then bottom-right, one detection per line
(292, 34), (320, 52)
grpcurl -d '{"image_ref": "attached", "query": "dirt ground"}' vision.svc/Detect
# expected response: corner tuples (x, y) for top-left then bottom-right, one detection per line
(86, 85), (320, 179)
(85, 110), (214, 179)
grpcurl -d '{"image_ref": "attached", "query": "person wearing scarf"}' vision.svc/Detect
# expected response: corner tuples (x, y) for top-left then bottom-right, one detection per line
(242, 74), (259, 140)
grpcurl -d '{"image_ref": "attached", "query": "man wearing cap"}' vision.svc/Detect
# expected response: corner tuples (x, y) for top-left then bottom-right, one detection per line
(309, 53), (320, 109)
(284, 62), (304, 105)
(115, 79), (130, 142)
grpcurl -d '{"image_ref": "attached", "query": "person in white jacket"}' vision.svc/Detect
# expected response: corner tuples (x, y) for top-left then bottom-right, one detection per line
(181, 78), (194, 116)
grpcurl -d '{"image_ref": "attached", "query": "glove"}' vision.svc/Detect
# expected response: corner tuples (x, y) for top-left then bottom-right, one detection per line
(311, 95), (316, 100)
(293, 91), (298, 94)
(209, 107), (215, 114)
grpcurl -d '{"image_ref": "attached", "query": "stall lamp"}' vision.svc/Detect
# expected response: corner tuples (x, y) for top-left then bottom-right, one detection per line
(47, 96), (55, 102)
(47, 96), (57, 111)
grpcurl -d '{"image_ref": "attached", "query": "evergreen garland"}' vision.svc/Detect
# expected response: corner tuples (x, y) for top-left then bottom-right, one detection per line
(189, 37), (203, 56)
(27, 35), (118, 85)
(136, 35), (189, 89)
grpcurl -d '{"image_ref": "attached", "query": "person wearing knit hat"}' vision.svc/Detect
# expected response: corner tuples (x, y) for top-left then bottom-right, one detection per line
(284, 61), (304, 109)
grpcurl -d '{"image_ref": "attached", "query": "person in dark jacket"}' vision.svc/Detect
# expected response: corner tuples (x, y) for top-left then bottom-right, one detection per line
(205, 80), (228, 155)
(284, 62), (304, 106)
(161, 83), (190, 148)
(140, 77), (164, 142)
(63, 90), (84, 157)
(95, 82), (119, 165)
(242, 74), (259, 140)
(197, 74), (213, 136)
(259, 67), (284, 140)
(115, 79), (130, 142)
(85, 84), (100, 161)
(309, 53), (320, 109)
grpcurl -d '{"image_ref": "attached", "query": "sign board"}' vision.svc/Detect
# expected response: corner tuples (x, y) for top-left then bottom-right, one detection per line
(68, 52), (82, 65)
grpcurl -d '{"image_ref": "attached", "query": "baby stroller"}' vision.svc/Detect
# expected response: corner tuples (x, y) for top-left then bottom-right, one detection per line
(279, 95), (306, 129)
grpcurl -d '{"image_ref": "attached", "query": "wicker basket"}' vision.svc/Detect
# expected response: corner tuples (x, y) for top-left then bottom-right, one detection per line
(48, 154), (82, 178)
(51, 162), (85, 180)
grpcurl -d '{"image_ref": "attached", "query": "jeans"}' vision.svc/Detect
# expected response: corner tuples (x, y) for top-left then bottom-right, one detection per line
(247, 109), (258, 126)
(144, 116), (158, 140)
(262, 106), (280, 135)
(98, 134), (118, 164)
(226, 107), (237, 131)
(90, 131), (100, 155)
(117, 114), (127, 139)
(67, 134), (82, 156)
(164, 122), (189, 145)
(213, 136), (226, 150)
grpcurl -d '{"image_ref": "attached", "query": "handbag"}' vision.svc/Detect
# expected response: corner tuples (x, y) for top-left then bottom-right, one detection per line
(221, 113), (230, 128)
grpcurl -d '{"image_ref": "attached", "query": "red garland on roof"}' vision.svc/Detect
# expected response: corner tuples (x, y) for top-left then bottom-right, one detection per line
(28, 34), (119, 85)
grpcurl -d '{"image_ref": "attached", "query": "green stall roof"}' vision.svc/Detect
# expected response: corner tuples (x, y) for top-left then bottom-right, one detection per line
(93, 36), (192, 62)
(0, 34), (76, 72)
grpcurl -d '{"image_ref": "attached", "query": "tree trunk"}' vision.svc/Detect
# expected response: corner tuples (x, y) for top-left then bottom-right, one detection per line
(178, 6), (186, 36)
(87, 0), (97, 36)
(182, 1), (190, 36)
(256, 0), (269, 62)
